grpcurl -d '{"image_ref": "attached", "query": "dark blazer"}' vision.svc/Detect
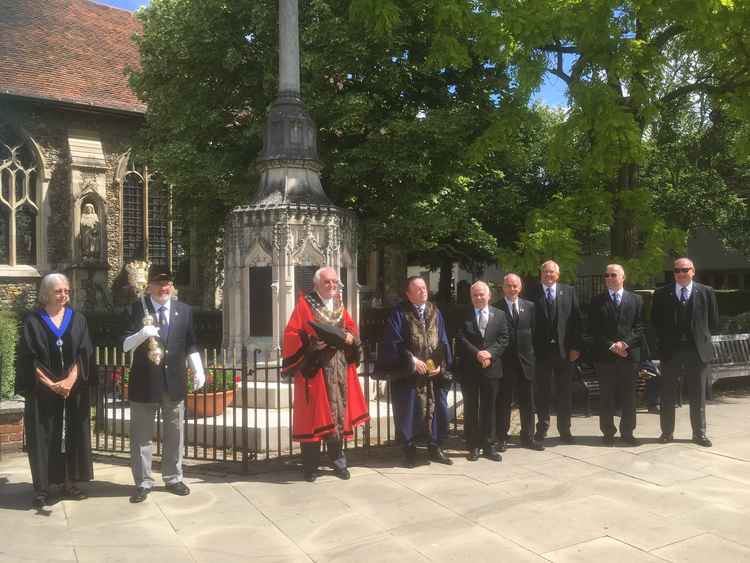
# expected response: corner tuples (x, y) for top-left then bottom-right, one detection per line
(651, 282), (718, 364)
(125, 298), (199, 403)
(529, 282), (583, 359)
(456, 305), (509, 380)
(498, 298), (536, 380)
(588, 290), (644, 363)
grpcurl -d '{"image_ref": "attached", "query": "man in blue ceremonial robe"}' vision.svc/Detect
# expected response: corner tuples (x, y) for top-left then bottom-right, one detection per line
(380, 276), (453, 467)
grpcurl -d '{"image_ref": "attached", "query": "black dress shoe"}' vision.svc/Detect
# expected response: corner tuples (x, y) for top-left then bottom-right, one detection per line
(496, 441), (507, 453)
(467, 448), (480, 461)
(428, 446), (454, 465)
(602, 435), (615, 446)
(62, 485), (88, 501)
(335, 467), (351, 480)
(303, 471), (318, 482)
(692, 434), (712, 447)
(483, 446), (502, 462)
(129, 487), (150, 504)
(404, 445), (417, 468)
(521, 438), (545, 451)
(534, 430), (547, 442)
(32, 492), (49, 509)
(559, 433), (575, 444)
(165, 482), (190, 496)
(658, 433), (674, 444)
(621, 435), (640, 447)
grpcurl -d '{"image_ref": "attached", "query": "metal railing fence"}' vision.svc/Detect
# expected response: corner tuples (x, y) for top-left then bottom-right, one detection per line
(92, 344), (462, 471)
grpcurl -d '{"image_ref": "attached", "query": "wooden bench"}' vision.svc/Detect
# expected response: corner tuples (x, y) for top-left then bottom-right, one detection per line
(576, 362), (652, 417)
(578, 334), (750, 412)
(708, 333), (750, 398)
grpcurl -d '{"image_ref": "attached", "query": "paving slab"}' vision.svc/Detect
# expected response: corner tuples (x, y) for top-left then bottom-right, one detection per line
(544, 536), (664, 562)
(652, 532), (750, 562)
(2, 396), (750, 561)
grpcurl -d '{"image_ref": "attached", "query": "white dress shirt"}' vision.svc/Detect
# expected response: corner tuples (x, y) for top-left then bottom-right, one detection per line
(150, 297), (170, 324)
(543, 283), (557, 300)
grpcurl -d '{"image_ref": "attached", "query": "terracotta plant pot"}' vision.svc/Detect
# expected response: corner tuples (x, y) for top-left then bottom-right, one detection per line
(122, 383), (128, 401)
(185, 389), (235, 418)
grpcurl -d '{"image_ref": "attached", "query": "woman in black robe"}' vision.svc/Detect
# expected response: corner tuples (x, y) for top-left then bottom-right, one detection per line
(15, 273), (95, 509)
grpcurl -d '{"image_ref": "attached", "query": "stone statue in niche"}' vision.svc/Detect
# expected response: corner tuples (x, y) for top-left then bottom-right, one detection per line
(79, 202), (101, 260)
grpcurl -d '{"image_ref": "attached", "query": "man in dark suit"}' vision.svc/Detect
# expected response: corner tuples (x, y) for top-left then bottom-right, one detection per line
(123, 265), (205, 503)
(588, 264), (644, 446)
(530, 260), (583, 443)
(651, 257), (718, 447)
(497, 273), (544, 451)
(456, 281), (509, 461)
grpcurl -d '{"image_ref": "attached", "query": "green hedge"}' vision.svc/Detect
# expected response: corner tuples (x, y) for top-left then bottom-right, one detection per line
(0, 307), (18, 400)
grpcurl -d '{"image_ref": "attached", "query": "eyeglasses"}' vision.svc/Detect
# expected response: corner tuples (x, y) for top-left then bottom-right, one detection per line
(54, 289), (71, 294)
(603, 273), (619, 278)
(673, 268), (692, 274)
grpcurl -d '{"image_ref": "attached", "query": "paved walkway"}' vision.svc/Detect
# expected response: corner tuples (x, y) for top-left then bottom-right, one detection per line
(2, 396), (750, 562)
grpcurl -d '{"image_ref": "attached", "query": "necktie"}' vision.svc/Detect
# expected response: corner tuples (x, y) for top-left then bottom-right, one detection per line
(478, 309), (488, 337)
(512, 302), (519, 324)
(613, 292), (620, 307)
(546, 287), (554, 303)
(158, 305), (169, 342)
(680, 286), (688, 303)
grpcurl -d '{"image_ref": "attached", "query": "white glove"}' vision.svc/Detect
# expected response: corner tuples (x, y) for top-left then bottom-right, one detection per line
(123, 325), (161, 353)
(188, 352), (205, 391)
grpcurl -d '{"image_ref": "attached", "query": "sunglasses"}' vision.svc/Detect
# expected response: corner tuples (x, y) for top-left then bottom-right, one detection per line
(603, 273), (619, 278)
(673, 268), (692, 274)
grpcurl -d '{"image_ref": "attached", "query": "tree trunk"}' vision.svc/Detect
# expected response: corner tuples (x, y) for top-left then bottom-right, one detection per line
(437, 258), (453, 304)
(610, 162), (640, 259)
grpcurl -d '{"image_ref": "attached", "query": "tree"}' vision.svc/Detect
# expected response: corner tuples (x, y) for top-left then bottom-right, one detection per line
(488, 0), (750, 280)
(128, 0), (530, 284)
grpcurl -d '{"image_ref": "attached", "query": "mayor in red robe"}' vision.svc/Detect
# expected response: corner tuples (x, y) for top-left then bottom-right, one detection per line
(282, 266), (369, 482)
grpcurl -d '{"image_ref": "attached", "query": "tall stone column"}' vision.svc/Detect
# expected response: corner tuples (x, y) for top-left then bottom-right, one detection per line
(279, 0), (301, 95)
(222, 0), (359, 357)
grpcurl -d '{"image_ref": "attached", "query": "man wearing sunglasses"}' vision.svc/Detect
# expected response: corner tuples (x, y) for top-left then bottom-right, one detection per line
(588, 265), (645, 446)
(651, 258), (718, 447)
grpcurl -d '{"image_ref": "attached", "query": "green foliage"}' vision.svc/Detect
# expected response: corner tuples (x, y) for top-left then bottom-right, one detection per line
(129, 0), (750, 282)
(0, 307), (18, 400)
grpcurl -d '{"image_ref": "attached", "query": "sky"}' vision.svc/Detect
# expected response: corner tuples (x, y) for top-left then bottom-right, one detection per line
(95, 0), (569, 108)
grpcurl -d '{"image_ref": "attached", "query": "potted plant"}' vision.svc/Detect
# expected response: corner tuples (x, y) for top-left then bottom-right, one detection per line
(185, 367), (240, 418)
(112, 367), (129, 401)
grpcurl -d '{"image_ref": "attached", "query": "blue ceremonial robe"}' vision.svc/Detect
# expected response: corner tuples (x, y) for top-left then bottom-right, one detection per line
(380, 300), (452, 446)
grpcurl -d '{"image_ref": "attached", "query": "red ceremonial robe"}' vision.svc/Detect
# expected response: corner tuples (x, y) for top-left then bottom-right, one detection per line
(283, 295), (370, 442)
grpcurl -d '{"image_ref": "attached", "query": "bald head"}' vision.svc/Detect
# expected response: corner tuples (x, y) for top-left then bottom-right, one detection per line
(604, 264), (625, 291)
(673, 257), (695, 287)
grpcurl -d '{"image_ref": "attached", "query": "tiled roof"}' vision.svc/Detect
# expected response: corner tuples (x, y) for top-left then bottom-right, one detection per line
(0, 0), (145, 114)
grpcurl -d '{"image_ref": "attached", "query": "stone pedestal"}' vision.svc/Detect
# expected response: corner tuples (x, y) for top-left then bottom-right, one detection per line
(223, 204), (358, 357)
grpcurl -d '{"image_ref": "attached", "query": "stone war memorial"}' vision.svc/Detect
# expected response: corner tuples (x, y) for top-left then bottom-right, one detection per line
(222, 0), (359, 358)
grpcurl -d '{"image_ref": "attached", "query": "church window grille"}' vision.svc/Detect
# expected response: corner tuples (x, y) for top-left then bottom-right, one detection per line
(0, 125), (39, 266)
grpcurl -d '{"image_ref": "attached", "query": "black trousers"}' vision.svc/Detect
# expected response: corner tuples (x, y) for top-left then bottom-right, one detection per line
(594, 359), (637, 438)
(535, 353), (573, 435)
(660, 345), (709, 437)
(301, 436), (346, 474)
(498, 360), (535, 442)
(462, 377), (500, 449)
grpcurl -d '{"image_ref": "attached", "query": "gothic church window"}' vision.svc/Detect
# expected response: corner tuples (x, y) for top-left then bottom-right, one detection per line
(0, 124), (39, 266)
